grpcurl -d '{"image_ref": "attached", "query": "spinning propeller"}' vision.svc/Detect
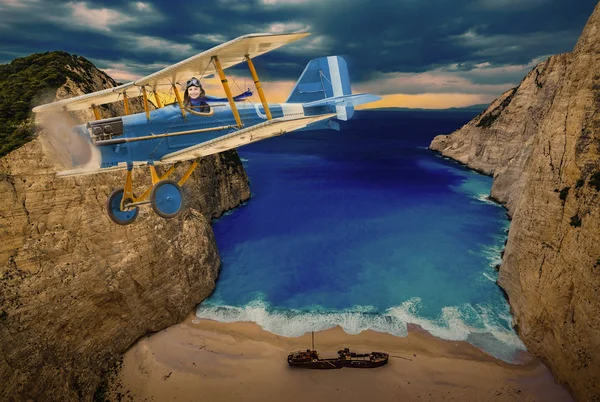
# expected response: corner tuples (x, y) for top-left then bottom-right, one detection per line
(38, 112), (101, 171)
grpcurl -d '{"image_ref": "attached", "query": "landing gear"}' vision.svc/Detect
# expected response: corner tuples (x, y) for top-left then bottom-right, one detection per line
(104, 160), (198, 225)
(150, 180), (183, 219)
(106, 188), (139, 225)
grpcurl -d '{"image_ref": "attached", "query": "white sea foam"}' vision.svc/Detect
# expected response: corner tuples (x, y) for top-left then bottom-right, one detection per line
(474, 193), (504, 207)
(471, 304), (526, 361)
(482, 272), (497, 283)
(196, 297), (526, 362)
(476, 237), (504, 286)
(195, 299), (407, 337)
(481, 243), (504, 269)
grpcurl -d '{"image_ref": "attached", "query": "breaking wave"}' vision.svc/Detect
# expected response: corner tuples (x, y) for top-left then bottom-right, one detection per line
(474, 193), (504, 207)
(196, 297), (525, 363)
(481, 243), (504, 269)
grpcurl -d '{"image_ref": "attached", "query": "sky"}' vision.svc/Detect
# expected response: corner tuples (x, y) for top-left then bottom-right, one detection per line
(0, 0), (597, 108)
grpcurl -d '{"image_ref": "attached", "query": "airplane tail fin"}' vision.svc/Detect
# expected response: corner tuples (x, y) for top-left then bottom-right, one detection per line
(286, 56), (356, 121)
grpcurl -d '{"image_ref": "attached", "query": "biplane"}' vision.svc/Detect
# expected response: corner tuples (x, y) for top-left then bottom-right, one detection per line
(33, 32), (380, 225)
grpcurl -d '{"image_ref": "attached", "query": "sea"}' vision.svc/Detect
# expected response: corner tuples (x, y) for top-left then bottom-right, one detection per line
(195, 109), (526, 363)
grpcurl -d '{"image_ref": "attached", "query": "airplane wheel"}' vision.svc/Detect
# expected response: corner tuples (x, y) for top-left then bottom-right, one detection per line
(106, 188), (139, 225)
(150, 180), (183, 219)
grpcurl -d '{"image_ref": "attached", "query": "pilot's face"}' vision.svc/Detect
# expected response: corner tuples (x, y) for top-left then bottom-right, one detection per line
(188, 86), (201, 99)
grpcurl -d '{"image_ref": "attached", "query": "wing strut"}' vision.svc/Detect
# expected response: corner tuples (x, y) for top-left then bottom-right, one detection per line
(141, 87), (151, 120)
(212, 56), (243, 128)
(153, 90), (163, 108)
(172, 84), (187, 119)
(245, 55), (272, 120)
(91, 105), (101, 120)
(123, 94), (131, 115)
(178, 160), (199, 186)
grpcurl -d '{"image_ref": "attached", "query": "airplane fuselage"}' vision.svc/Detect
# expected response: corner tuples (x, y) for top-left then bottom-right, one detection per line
(78, 101), (333, 168)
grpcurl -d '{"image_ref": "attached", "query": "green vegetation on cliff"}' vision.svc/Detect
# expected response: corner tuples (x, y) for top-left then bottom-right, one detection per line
(0, 51), (115, 158)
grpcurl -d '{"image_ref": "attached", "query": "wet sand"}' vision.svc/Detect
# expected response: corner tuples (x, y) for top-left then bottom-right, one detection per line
(109, 315), (573, 401)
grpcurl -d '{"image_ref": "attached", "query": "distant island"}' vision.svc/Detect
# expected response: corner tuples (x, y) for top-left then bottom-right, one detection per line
(370, 104), (489, 113)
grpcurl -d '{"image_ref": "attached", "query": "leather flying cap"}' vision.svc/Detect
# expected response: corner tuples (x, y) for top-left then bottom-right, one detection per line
(186, 77), (202, 88)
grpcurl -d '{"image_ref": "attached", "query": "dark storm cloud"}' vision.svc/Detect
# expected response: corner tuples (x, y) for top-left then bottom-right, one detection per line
(0, 0), (597, 90)
(302, 0), (597, 80)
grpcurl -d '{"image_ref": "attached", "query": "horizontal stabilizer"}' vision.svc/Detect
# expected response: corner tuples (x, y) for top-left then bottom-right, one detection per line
(302, 93), (381, 108)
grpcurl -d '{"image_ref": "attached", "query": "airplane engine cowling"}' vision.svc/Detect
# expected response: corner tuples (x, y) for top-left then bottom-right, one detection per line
(87, 117), (124, 143)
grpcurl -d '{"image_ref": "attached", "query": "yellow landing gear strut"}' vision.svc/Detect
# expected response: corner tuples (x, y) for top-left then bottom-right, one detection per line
(106, 160), (199, 225)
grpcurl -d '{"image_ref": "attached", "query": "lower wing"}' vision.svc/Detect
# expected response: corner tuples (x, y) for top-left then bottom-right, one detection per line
(160, 113), (335, 163)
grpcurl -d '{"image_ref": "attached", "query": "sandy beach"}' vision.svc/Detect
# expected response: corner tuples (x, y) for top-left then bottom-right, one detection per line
(106, 315), (573, 402)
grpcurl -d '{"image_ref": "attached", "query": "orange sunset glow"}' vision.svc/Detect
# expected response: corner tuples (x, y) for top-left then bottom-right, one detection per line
(197, 75), (494, 109)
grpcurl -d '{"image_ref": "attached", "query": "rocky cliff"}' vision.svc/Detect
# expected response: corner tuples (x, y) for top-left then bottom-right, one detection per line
(0, 51), (129, 158)
(0, 55), (251, 401)
(430, 4), (600, 401)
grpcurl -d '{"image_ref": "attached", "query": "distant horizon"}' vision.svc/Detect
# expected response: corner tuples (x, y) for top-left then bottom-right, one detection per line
(359, 103), (490, 112)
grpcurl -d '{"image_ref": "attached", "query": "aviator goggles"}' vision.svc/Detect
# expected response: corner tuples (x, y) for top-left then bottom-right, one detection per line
(186, 78), (202, 88)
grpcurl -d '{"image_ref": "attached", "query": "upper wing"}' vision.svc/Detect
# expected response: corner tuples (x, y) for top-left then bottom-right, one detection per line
(33, 32), (309, 113)
(160, 114), (335, 163)
(136, 32), (309, 91)
(33, 81), (139, 113)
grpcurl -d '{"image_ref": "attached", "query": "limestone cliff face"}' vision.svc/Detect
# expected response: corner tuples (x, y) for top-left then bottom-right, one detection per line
(430, 4), (600, 401)
(0, 59), (251, 400)
(430, 53), (570, 213)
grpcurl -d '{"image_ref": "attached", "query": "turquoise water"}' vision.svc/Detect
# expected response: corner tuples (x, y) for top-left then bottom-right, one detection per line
(196, 110), (524, 362)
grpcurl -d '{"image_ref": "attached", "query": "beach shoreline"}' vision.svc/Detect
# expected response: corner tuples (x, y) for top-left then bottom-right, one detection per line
(108, 314), (573, 401)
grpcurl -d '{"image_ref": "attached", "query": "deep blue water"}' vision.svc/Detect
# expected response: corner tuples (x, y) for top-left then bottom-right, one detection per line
(196, 110), (525, 362)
